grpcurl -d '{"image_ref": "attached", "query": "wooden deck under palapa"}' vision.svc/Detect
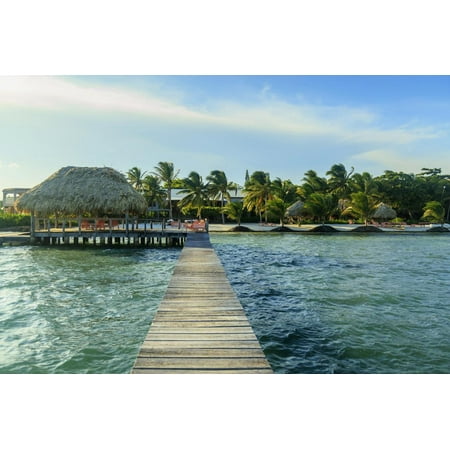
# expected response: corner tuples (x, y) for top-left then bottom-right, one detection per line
(132, 232), (272, 373)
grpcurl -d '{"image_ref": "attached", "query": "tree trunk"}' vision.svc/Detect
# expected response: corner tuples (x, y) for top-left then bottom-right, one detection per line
(221, 193), (225, 224)
(168, 188), (173, 220)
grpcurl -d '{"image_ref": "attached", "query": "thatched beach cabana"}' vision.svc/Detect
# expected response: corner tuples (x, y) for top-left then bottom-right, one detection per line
(17, 166), (147, 216)
(286, 200), (304, 218)
(373, 202), (397, 222)
(16, 166), (147, 236)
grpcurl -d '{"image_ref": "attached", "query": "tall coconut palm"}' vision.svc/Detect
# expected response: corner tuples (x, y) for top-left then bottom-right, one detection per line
(267, 178), (299, 225)
(223, 201), (244, 226)
(142, 175), (167, 214)
(178, 171), (210, 219)
(304, 192), (338, 224)
(126, 167), (147, 193)
(350, 171), (379, 196)
(343, 191), (379, 226)
(243, 171), (272, 222)
(266, 197), (291, 226)
(326, 163), (354, 198)
(271, 178), (298, 203)
(153, 161), (180, 219)
(207, 170), (233, 224)
(422, 200), (445, 224)
(298, 170), (328, 199)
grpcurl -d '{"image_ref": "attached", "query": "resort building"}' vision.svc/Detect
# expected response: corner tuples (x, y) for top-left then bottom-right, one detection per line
(2, 188), (30, 213)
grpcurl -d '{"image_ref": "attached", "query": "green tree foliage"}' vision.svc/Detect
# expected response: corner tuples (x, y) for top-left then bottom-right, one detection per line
(298, 170), (328, 199)
(422, 201), (445, 224)
(326, 163), (354, 198)
(271, 178), (298, 203)
(419, 168), (442, 177)
(153, 161), (180, 219)
(266, 178), (299, 225)
(142, 175), (166, 211)
(343, 191), (379, 225)
(207, 170), (234, 224)
(126, 167), (147, 193)
(304, 192), (338, 224)
(350, 171), (379, 195)
(222, 201), (244, 226)
(128, 161), (450, 225)
(243, 171), (272, 222)
(178, 171), (209, 219)
(0, 212), (30, 229)
(375, 171), (426, 220)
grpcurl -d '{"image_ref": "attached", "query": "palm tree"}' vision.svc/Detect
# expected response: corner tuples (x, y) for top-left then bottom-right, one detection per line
(243, 171), (272, 222)
(304, 192), (338, 224)
(223, 201), (244, 226)
(207, 170), (233, 224)
(266, 197), (290, 226)
(271, 178), (298, 203)
(178, 171), (210, 219)
(350, 171), (379, 196)
(142, 175), (167, 215)
(153, 161), (180, 219)
(126, 167), (147, 193)
(267, 178), (299, 225)
(326, 163), (354, 198)
(343, 191), (379, 226)
(422, 201), (445, 224)
(298, 170), (328, 198)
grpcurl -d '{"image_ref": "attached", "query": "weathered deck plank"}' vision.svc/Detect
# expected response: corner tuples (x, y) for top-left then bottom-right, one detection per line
(132, 232), (272, 374)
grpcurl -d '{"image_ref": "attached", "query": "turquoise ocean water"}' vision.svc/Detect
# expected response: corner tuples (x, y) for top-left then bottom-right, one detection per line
(0, 233), (449, 373)
(0, 246), (178, 373)
(211, 233), (450, 373)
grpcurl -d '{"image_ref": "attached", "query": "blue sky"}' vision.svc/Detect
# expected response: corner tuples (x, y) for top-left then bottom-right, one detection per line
(1, 75), (449, 193)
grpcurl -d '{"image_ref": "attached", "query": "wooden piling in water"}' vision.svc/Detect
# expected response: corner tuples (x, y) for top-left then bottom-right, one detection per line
(132, 232), (272, 374)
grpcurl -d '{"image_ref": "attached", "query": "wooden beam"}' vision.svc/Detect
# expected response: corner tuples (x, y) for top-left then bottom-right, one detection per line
(132, 232), (272, 374)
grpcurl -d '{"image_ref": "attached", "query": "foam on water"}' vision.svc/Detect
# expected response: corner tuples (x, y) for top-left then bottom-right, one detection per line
(0, 246), (178, 373)
(1, 233), (449, 373)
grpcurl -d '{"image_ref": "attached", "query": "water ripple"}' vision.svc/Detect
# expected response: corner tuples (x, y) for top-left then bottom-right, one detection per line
(0, 246), (178, 373)
(211, 233), (450, 374)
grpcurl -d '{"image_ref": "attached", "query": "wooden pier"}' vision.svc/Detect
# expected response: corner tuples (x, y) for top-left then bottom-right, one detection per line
(132, 232), (272, 373)
(31, 229), (187, 247)
(0, 232), (31, 246)
(0, 229), (187, 247)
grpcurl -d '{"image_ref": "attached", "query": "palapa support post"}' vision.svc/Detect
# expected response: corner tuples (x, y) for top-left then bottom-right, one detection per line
(30, 214), (36, 243)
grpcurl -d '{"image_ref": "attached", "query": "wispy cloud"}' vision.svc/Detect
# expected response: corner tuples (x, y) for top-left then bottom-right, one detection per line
(0, 160), (20, 169)
(352, 149), (449, 174)
(0, 76), (208, 122)
(0, 76), (445, 149)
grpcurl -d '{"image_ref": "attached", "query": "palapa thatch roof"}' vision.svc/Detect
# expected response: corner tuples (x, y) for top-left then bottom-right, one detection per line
(373, 202), (397, 220)
(16, 166), (147, 216)
(286, 200), (305, 217)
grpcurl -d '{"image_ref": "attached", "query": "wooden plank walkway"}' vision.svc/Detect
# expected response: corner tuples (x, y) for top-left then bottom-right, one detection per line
(132, 232), (272, 374)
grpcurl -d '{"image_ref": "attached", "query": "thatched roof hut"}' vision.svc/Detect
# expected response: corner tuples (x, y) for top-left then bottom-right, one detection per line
(373, 202), (397, 221)
(286, 200), (305, 217)
(16, 166), (147, 216)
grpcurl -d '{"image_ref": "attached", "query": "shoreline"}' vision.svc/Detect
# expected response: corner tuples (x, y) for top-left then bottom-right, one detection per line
(1, 223), (450, 246)
(207, 223), (450, 233)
